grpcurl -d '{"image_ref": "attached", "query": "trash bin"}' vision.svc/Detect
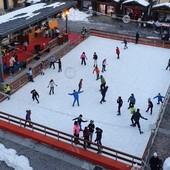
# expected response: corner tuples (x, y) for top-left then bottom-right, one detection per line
(57, 35), (63, 45)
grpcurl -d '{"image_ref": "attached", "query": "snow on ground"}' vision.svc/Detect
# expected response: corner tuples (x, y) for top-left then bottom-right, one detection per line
(0, 36), (170, 158)
(0, 143), (32, 170)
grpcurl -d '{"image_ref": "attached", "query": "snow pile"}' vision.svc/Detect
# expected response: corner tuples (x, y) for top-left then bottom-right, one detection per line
(62, 8), (91, 22)
(163, 157), (170, 170)
(0, 143), (33, 170)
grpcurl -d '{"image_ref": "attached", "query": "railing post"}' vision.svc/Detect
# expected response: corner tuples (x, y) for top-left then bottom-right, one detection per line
(44, 128), (46, 136)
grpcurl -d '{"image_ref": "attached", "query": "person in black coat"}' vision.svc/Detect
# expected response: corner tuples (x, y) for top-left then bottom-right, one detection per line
(88, 120), (95, 142)
(149, 152), (161, 170)
(165, 59), (170, 70)
(30, 89), (39, 103)
(133, 108), (147, 134)
(72, 114), (87, 131)
(146, 98), (153, 115)
(100, 86), (108, 104)
(57, 58), (62, 72)
(135, 32), (139, 44)
(117, 96), (123, 115)
(95, 127), (103, 152)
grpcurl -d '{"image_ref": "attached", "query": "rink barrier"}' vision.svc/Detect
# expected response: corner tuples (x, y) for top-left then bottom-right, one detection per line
(87, 29), (170, 49)
(141, 85), (170, 169)
(0, 111), (142, 169)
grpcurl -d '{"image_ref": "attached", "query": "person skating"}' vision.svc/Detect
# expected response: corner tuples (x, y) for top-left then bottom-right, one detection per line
(149, 152), (161, 170)
(30, 89), (39, 103)
(73, 121), (80, 144)
(78, 79), (83, 91)
(135, 32), (139, 44)
(101, 59), (107, 72)
(100, 75), (106, 91)
(95, 127), (103, 153)
(48, 55), (56, 69)
(24, 110), (32, 127)
(83, 126), (90, 149)
(116, 47), (120, 59)
(93, 52), (98, 67)
(57, 58), (62, 72)
(4, 84), (11, 100)
(28, 67), (34, 82)
(133, 108), (148, 134)
(47, 79), (58, 95)
(146, 98), (153, 115)
(88, 120), (95, 143)
(130, 106), (136, 126)
(100, 86), (108, 104)
(68, 90), (84, 107)
(93, 66), (100, 80)
(128, 93), (136, 109)
(153, 93), (165, 104)
(80, 52), (88, 65)
(165, 59), (170, 70)
(72, 114), (87, 131)
(40, 61), (45, 75)
(117, 96), (123, 115)
(123, 39), (128, 49)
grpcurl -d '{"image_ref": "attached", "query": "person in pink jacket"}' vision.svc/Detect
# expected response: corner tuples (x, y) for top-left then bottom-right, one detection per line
(80, 52), (88, 65)
(73, 121), (80, 144)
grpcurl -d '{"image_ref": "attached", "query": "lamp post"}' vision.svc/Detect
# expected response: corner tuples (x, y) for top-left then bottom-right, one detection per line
(64, 10), (69, 34)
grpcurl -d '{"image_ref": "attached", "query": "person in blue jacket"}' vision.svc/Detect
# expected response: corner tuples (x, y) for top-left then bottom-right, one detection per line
(68, 90), (84, 106)
(153, 93), (165, 104)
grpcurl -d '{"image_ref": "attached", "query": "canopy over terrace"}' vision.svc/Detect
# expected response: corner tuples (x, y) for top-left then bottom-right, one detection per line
(0, 1), (77, 84)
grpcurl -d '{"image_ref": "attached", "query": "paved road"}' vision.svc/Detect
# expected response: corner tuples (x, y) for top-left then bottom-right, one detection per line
(0, 130), (105, 170)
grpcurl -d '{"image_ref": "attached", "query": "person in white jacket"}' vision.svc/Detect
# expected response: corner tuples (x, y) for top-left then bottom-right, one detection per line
(47, 79), (58, 95)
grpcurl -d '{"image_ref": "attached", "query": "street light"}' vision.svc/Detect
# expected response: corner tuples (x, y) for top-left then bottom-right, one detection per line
(64, 10), (69, 34)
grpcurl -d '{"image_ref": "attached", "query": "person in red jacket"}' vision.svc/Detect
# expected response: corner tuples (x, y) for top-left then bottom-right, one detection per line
(116, 47), (120, 59)
(93, 66), (100, 80)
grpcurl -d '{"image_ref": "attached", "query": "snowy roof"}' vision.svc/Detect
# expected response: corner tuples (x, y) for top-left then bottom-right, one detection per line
(122, 0), (149, 7)
(153, 2), (170, 9)
(0, 1), (77, 38)
(26, 0), (41, 3)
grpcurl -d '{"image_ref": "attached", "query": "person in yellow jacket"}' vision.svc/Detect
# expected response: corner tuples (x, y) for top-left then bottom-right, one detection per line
(4, 84), (10, 100)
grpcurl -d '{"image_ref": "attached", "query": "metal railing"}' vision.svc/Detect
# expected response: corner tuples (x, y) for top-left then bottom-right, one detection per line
(0, 111), (142, 167)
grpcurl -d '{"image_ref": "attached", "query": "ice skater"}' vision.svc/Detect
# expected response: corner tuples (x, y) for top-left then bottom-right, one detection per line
(78, 79), (83, 91)
(88, 120), (95, 142)
(24, 110), (32, 127)
(57, 58), (62, 72)
(100, 86), (108, 104)
(73, 114), (88, 131)
(30, 89), (39, 103)
(93, 66), (100, 80)
(93, 52), (98, 67)
(101, 59), (107, 72)
(47, 79), (58, 95)
(165, 59), (170, 70)
(133, 108), (148, 134)
(153, 93), (165, 104)
(117, 96), (123, 115)
(73, 121), (80, 144)
(68, 90), (84, 106)
(48, 55), (56, 69)
(128, 93), (136, 109)
(146, 98), (153, 115)
(95, 127), (103, 153)
(4, 84), (11, 100)
(100, 75), (106, 91)
(28, 67), (34, 82)
(40, 61), (45, 75)
(130, 106), (136, 126)
(135, 32), (139, 44)
(116, 47), (120, 59)
(123, 39), (128, 49)
(80, 52), (88, 65)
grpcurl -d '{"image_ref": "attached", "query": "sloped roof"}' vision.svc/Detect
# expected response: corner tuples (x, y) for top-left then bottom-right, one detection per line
(153, 2), (170, 9)
(0, 1), (77, 38)
(122, 0), (149, 7)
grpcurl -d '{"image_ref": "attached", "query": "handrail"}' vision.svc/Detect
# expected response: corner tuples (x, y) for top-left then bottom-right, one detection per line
(0, 111), (142, 167)
(141, 85), (170, 169)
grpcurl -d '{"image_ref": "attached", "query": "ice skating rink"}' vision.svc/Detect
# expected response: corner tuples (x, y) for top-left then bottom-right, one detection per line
(1, 36), (170, 157)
